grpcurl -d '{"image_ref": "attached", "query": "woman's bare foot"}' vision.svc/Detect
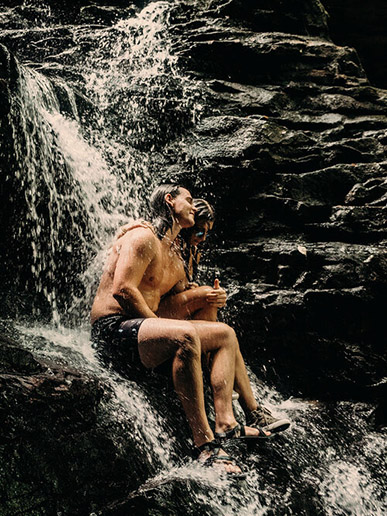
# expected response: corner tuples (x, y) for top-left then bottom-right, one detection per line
(215, 422), (271, 438)
(244, 425), (271, 437)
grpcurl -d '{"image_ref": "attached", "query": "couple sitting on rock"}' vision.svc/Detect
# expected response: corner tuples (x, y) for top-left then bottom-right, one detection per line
(91, 184), (290, 478)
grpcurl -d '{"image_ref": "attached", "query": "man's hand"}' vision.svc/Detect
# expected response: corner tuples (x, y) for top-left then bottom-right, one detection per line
(205, 278), (227, 307)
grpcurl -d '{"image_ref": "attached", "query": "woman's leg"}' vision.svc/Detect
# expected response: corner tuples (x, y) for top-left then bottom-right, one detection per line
(233, 346), (259, 413)
(156, 286), (218, 321)
(189, 321), (268, 437)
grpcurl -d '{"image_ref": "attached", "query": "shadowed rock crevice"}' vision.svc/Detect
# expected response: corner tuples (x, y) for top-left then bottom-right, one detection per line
(322, 0), (387, 89)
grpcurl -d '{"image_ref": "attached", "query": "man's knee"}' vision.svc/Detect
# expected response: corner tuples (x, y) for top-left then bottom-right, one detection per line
(216, 322), (237, 343)
(175, 324), (201, 362)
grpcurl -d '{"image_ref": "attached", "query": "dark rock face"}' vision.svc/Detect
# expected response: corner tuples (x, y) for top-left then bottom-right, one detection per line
(156, 0), (387, 399)
(207, 238), (386, 398)
(0, 1), (386, 512)
(0, 330), (177, 515)
(323, 0), (387, 89)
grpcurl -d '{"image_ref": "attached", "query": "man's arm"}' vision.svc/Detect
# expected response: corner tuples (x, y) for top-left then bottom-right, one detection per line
(112, 230), (158, 318)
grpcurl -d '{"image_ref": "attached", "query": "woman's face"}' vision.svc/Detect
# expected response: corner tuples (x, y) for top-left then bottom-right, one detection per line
(189, 220), (214, 247)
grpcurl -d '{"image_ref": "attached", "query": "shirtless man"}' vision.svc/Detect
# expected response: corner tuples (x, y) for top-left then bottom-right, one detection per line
(91, 184), (269, 477)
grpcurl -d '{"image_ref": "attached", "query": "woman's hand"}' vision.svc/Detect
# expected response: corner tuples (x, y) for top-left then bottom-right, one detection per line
(205, 278), (227, 307)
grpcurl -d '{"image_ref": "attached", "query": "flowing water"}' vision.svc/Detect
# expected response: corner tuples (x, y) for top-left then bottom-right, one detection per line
(12, 320), (386, 515)
(3, 1), (386, 514)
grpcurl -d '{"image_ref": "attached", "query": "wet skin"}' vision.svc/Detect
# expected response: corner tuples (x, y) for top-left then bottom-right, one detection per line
(91, 188), (256, 475)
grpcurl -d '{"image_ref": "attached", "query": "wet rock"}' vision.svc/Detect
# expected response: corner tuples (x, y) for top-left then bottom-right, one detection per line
(345, 177), (387, 206)
(225, 284), (386, 399)
(327, 205), (387, 238)
(0, 1), (144, 27)
(79, 5), (136, 25)
(323, 0), (387, 89)
(179, 29), (366, 87)
(368, 378), (387, 430)
(208, 238), (387, 398)
(0, 26), (75, 65)
(0, 334), (45, 375)
(173, 0), (330, 38)
(0, 328), (179, 515)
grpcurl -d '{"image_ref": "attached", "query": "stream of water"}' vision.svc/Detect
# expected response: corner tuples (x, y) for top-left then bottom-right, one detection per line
(3, 1), (386, 514)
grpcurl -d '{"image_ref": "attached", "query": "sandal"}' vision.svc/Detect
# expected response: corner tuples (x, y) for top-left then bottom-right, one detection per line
(246, 406), (291, 434)
(197, 440), (246, 479)
(215, 422), (271, 441)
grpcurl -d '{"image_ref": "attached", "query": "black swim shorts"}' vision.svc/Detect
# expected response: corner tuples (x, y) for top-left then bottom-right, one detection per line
(91, 314), (146, 374)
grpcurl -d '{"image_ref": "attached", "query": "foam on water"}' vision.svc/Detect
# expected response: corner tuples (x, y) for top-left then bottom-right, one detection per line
(15, 321), (175, 469)
(320, 457), (386, 516)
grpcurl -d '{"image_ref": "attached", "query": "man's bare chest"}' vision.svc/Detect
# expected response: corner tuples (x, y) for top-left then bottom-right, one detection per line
(142, 243), (184, 290)
(159, 246), (185, 290)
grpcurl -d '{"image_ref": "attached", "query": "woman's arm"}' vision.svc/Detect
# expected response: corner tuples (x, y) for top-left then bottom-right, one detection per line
(156, 280), (227, 320)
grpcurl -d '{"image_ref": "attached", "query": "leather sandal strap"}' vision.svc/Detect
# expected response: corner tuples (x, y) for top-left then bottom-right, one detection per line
(197, 440), (221, 456)
(215, 422), (246, 439)
(197, 442), (247, 477)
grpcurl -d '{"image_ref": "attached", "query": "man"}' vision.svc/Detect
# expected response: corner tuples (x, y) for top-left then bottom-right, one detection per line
(91, 184), (270, 477)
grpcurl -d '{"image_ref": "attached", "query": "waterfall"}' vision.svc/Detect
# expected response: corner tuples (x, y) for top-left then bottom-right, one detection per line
(5, 1), (203, 323)
(2, 1), (386, 514)
(7, 62), (127, 323)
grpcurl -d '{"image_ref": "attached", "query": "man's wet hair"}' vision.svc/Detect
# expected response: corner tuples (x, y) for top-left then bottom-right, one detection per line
(150, 183), (184, 239)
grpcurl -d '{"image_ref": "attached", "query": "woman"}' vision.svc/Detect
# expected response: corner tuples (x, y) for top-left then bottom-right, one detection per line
(157, 199), (291, 435)
(181, 198), (215, 285)
(156, 198), (225, 322)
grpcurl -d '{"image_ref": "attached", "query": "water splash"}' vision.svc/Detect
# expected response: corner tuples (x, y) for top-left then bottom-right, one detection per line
(15, 321), (176, 470)
(8, 64), (129, 322)
(320, 452), (386, 515)
(82, 1), (203, 153)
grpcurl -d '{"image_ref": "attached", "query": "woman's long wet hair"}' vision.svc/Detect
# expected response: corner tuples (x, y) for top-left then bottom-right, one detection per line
(149, 183), (183, 239)
(180, 198), (215, 245)
(180, 198), (215, 281)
